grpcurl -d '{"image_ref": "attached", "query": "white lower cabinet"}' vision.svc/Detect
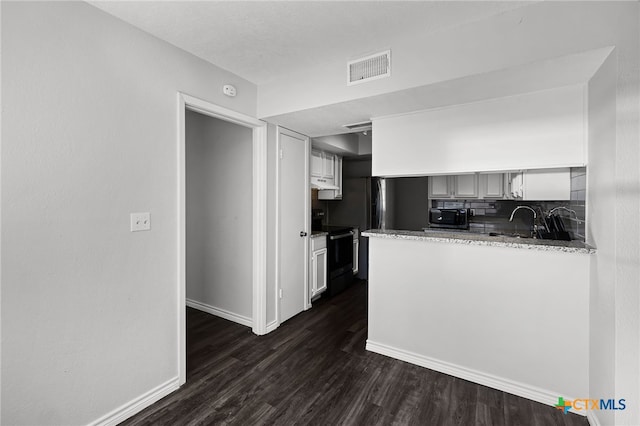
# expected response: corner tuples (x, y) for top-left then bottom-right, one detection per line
(310, 235), (327, 299)
(352, 229), (359, 275)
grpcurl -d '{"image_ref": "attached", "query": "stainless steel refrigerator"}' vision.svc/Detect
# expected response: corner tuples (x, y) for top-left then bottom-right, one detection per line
(328, 177), (395, 231)
(371, 177), (395, 230)
(326, 177), (395, 279)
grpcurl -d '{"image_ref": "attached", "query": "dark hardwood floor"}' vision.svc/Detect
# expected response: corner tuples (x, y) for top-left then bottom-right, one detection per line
(121, 281), (588, 425)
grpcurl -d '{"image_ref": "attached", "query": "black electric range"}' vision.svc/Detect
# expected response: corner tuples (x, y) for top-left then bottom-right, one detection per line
(318, 225), (354, 297)
(320, 225), (354, 235)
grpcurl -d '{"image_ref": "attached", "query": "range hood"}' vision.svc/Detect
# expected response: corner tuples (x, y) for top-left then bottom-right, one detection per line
(311, 178), (339, 190)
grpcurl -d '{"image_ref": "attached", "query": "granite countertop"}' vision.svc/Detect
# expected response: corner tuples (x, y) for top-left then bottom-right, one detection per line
(310, 231), (328, 237)
(362, 229), (595, 254)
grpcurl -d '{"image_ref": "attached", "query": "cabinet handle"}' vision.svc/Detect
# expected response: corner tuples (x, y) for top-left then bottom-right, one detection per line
(329, 231), (353, 240)
(300, 231), (308, 237)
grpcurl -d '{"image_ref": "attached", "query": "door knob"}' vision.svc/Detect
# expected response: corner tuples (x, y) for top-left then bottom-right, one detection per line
(300, 231), (308, 237)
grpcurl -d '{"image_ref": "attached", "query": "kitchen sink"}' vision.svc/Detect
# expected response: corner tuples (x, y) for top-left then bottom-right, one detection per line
(487, 232), (531, 239)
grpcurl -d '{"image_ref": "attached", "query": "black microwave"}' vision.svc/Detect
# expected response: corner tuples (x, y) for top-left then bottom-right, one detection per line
(429, 208), (470, 229)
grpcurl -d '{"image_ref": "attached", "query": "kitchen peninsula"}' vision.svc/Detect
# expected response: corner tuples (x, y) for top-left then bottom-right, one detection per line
(365, 228), (594, 254)
(363, 228), (592, 408)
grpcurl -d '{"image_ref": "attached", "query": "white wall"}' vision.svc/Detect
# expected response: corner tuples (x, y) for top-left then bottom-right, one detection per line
(312, 133), (359, 155)
(266, 124), (278, 328)
(367, 237), (590, 406)
(1, 2), (257, 425)
(581, 8), (639, 426)
(357, 133), (372, 156)
(372, 85), (587, 176)
(610, 10), (640, 425)
(587, 51), (617, 426)
(185, 111), (253, 322)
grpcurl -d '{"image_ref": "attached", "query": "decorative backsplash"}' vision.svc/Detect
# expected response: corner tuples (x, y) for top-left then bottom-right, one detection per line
(431, 167), (587, 241)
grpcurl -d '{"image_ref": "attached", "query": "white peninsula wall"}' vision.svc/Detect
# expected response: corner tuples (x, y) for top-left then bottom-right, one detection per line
(365, 234), (590, 407)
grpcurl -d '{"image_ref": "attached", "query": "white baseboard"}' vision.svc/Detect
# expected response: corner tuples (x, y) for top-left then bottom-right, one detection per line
(265, 319), (279, 333)
(186, 298), (252, 327)
(587, 411), (602, 426)
(89, 376), (179, 426)
(366, 340), (585, 417)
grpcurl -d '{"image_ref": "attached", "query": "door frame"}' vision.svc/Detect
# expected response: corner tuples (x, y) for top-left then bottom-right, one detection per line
(177, 93), (268, 385)
(275, 127), (311, 326)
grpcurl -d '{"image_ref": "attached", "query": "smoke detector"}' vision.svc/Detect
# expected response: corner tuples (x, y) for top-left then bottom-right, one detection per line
(347, 50), (391, 86)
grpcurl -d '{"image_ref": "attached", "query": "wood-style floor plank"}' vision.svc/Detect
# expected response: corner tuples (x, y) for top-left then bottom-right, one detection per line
(120, 281), (588, 426)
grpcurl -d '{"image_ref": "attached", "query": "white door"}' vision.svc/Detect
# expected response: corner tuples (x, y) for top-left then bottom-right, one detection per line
(278, 128), (309, 323)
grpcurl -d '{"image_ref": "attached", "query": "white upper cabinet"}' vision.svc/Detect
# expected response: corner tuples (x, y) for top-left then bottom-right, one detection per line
(319, 155), (343, 200)
(372, 85), (586, 176)
(428, 175), (450, 198)
(428, 169), (571, 200)
(312, 150), (342, 200)
(479, 173), (505, 199)
(522, 168), (571, 200)
(310, 150), (323, 177)
(311, 150), (336, 180)
(504, 168), (570, 200)
(429, 174), (478, 199)
(508, 172), (524, 199)
(453, 174), (478, 198)
(323, 153), (335, 179)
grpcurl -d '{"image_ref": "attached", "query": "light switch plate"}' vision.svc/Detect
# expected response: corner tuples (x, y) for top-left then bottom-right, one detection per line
(130, 212), (151, 232)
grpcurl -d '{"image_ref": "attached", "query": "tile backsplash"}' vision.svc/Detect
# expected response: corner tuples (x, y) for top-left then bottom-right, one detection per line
(431, 167), (587, 241)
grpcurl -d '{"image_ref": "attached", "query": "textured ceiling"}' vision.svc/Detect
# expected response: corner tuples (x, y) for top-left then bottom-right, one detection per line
(89, 1), (532, 85)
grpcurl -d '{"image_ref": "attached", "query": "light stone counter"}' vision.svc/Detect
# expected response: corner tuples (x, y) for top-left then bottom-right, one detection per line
(362, 228), (595, 254)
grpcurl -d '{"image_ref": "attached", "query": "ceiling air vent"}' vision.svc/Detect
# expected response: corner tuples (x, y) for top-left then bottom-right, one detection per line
(343, 121), (372, 131)
(347, 50), (391, 86)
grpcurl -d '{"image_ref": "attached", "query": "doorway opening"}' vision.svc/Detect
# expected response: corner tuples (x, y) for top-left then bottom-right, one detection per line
(177, 93), (267, 385)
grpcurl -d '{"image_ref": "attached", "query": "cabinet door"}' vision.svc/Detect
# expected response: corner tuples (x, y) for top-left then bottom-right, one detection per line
(318, 155), (342, 200)
(428, 175), (450, 198)
(352, 238), (359, 274)
(481, 173), (504, 199)
(453, 174), (478, 198)
(509, 172), (524, 199)
(323, 153), (335, 179)
(522, 168), (571, 200)
(311, 248), (328, 296)
(334, 156), (343, 199)
(310, 150), (323, 177)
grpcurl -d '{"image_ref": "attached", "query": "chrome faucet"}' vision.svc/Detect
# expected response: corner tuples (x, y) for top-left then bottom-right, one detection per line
(509, 205), (537, 238)
(548, 206), (580, 237)
(548, 206), (579, 222)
